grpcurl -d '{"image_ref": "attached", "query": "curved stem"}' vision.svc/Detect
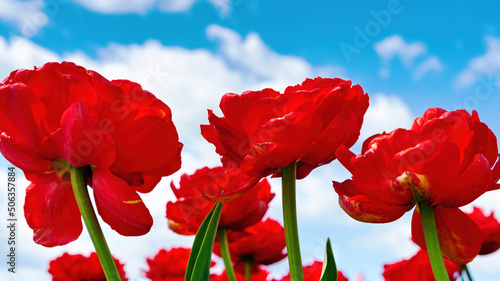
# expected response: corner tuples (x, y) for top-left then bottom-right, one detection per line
(282, 164), (304, 281)
(70, 166), (121, 281)
(418, 201), (450, 281)
(245, 259), (252, 281)
(217, 228), (237, 281)
(462, 264), (474, 281)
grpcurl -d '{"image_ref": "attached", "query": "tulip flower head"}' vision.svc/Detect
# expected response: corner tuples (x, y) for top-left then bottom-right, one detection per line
(0, 62), (183, 246)
(278, 261), (349, 281)
(201, 77), (369, 201)
(213, 218), (287, 267)
(383, 250), (461, 281)
(215, 265), (270, 281)
(167, 166), (274, 235)
(49, 252), (128, 281)
(334, 108), (500, 264)
(466, 206), (500, 255)
(144, 248), (216, 281)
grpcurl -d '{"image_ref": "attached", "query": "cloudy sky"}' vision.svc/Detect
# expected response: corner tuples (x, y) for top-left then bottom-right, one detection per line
(0, 0), (500, 280)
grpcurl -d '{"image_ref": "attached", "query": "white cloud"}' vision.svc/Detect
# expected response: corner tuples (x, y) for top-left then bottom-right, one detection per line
(374, 35), (426, 67)
(73, 0), (234, 14)
(208, 0), (232, 18)
(0, 0), (47, 37)
(0, 36), (59, 79)
(374, 35), (443, 80)
(73, 0), (157, 14)
(358, 217), (419, 259)
(158, 0), (197, 12)
(454, 36), (500, 88)
(413, 56), (444, 80)
(205, 24), (344, 90)
(1, 0), (238, 36)
(359, 93), (414, 141)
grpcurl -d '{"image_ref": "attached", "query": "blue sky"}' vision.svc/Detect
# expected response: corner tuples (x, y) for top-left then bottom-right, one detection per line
(0, 0), (500, 280)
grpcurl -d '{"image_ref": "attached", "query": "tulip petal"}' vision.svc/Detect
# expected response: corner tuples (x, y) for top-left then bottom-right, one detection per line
(166, 199), (209, 236)
(52, 102), (116, 168)
(251, 142), (309, 171)
(92, 169), (153, 236)
(110, 171), (161, 193)
(214, 218), (286, 265)
(24, 177), (82, 247)
(411, 206), (481, 264)
(206, 109), (251, 162)
(201, 122), (227, 155)
(111, 107), (181, 174)
(467, 120), (498, 167)
(466, 206), (500, 255)
(224, 89), (280, 135)
(0, 134), (51, 173)
(390, 141), (460, 184)
(219, 178), (274, 230)
(111, 79), (167, 113)
(201, 171), (262, 203)
(334, 180), (413, 223)
(383, 249), (462, 281)
(0, 84), (51, 153)
(258, 111), (322, 145)
(344, 136), (415, 205)
(434, 154), (491, 208)
(294, 162), (317, 179)
(302, 111), (360, 165)
(22, 68), (99, 126)
(334, 145), (356, 173)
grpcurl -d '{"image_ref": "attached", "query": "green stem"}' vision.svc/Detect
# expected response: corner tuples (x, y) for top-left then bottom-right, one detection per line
(245, 259), (251, 281)
(218, 228), (237, 281)
(418, 201), (450, 281)
(70, 166), (121, 281)
(282, 164), (304, 281)
(462, 265), (474, 281)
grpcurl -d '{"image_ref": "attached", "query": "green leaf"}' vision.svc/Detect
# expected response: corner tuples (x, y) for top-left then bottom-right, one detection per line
(319, 238), (337, 281)
(185, 203), (223, 281)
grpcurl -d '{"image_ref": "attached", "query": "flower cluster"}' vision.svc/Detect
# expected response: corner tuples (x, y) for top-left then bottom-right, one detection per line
(1, 62), (500, 280)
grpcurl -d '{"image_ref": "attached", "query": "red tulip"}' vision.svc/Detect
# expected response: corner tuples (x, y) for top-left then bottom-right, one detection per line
(201, 77), (369, 201)
(383, 250), (461, 281)
(215, 265), (270, 281)
(0, 62), (183, 246)
(144, 248), (215, 281)
(167, 166), (274, 235)
(48, 252), (127, 281)
(213, 218), (287, 265)
(278, 261), (349, 281)
(333, 108), (500, 264)
(466, 206), (500, 255)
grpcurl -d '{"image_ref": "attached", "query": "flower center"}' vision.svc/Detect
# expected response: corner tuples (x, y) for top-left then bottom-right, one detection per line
(394, 171), (430, 202)
(51, 159), (71, 181)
